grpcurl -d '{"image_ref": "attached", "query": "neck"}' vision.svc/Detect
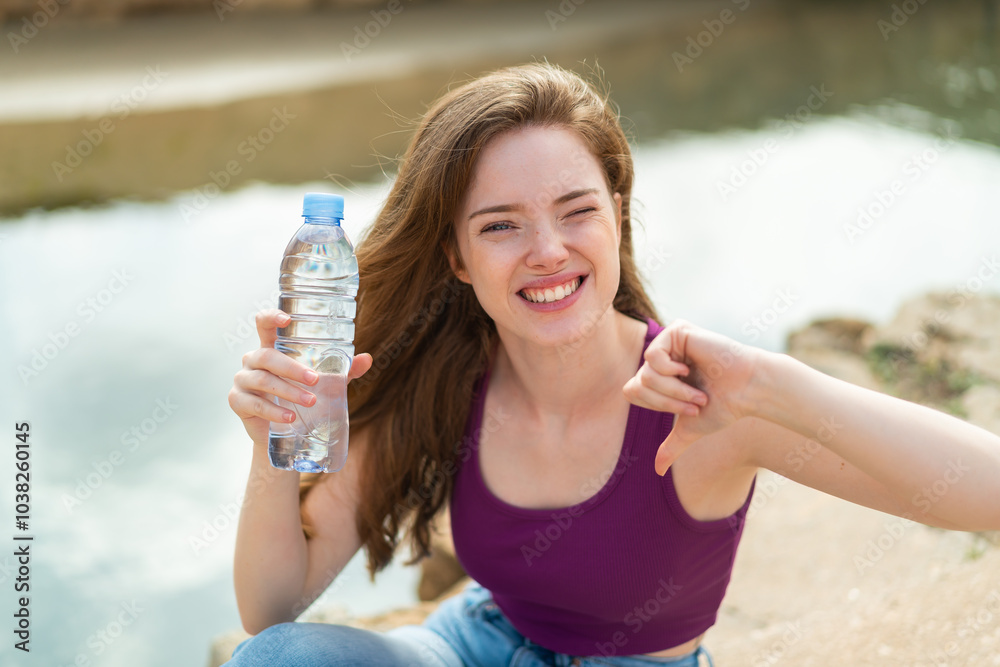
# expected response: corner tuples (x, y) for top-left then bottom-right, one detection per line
(491, 308), (649, 430)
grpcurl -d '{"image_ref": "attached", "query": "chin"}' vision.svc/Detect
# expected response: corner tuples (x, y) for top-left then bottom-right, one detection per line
(520, 311), (610, 347)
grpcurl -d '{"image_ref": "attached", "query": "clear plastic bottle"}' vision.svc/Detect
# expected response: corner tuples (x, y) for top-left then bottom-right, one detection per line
(268, 193), (357, 473)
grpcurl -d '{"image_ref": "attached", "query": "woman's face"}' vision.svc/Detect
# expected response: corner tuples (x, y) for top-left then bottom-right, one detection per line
(447, 125), (623, 348)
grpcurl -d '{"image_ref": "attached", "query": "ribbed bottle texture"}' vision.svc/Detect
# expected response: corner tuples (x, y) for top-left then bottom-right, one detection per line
(267, 193), (357, 473)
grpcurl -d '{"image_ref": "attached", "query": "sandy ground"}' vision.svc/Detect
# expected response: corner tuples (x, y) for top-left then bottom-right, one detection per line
(709, 470), (1000, 666)
(706, 306), (1000, 666)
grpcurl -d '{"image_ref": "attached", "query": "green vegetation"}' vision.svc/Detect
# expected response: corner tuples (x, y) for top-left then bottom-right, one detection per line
(865, 342), (985, 418)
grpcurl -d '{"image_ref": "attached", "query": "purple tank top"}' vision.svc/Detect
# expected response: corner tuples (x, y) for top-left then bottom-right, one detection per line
(449, 317), (756, 657)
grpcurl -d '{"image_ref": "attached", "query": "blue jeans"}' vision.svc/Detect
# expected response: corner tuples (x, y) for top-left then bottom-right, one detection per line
(224, 580), (715, 667)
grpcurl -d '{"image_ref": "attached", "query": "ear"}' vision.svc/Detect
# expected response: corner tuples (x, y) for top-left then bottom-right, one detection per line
(441, 239), (470, 284)
(613, 192), (622, 246)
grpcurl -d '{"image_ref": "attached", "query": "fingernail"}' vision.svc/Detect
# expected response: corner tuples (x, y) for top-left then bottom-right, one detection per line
(284, 411), (295, 422)
(305, 371), (318, 383)
(685, 405), (699, 417)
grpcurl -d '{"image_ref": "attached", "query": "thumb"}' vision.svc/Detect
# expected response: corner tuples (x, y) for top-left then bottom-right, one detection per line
(348, 353), (373, 382)
(653, 426), (697, 477)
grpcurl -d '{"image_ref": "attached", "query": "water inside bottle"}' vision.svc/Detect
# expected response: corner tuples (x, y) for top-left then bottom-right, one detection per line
(268, 222), (358, 473)
(269, 344), (351, 473)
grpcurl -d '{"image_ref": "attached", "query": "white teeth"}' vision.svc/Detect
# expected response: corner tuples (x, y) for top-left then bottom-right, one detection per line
(521, 277), (582, 304)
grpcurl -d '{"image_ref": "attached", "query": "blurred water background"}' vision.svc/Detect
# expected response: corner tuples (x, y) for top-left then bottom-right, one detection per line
(0, 0), (998, 665)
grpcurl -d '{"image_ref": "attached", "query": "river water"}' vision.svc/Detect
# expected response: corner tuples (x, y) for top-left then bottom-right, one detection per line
(1, 2), (999, 666)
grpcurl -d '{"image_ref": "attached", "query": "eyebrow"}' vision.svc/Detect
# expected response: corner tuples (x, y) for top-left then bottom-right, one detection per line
(467, 188), (600, 221)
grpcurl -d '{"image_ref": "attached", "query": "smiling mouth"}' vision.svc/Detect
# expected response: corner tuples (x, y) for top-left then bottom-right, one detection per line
(518, 276), (584, 304)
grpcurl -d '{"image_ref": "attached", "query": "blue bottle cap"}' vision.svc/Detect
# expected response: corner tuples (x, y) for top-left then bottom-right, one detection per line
(302, 192), (344, 219)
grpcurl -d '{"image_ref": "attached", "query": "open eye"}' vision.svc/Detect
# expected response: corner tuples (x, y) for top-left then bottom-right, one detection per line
(483, 222), (513, 232)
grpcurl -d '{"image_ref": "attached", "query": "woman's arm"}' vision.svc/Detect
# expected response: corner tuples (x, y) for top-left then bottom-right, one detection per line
(233, 445), (312, 634)
(747, 351), (1000, 531)
(233, 436), (368, 634)
(624, 319), (1000, 531)
(229, 310), (374, 633)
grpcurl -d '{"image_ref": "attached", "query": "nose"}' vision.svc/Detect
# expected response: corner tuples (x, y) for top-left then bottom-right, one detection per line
(525, 220), (570, 270)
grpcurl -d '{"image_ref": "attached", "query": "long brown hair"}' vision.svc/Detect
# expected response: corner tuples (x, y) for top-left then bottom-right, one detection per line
(299, 62), (661, 581)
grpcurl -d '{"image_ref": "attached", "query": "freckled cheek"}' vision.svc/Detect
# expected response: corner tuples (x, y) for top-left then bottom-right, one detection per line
(576, 228), (618, 262)
(466, 248), (521, 297)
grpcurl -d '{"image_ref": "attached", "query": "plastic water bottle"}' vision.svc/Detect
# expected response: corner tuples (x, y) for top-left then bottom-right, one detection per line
(268, 193), (358, 473)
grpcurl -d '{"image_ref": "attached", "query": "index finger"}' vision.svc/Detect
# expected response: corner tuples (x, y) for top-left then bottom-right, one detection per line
(643, 347), (691, 378)
(255, 309), (290, 348)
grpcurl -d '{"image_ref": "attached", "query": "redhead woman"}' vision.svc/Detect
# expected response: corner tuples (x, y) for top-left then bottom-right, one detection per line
(225, 63), (1000, 667)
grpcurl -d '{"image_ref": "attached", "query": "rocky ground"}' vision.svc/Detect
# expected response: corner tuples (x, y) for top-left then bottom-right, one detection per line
(209, 292), (1000, 666)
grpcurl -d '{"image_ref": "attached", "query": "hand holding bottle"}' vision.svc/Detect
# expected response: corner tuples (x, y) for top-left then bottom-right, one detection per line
(229, 309), (372, 449)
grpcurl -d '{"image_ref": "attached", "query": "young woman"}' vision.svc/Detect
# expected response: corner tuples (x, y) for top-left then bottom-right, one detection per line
(225, 63), (1000, 666)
